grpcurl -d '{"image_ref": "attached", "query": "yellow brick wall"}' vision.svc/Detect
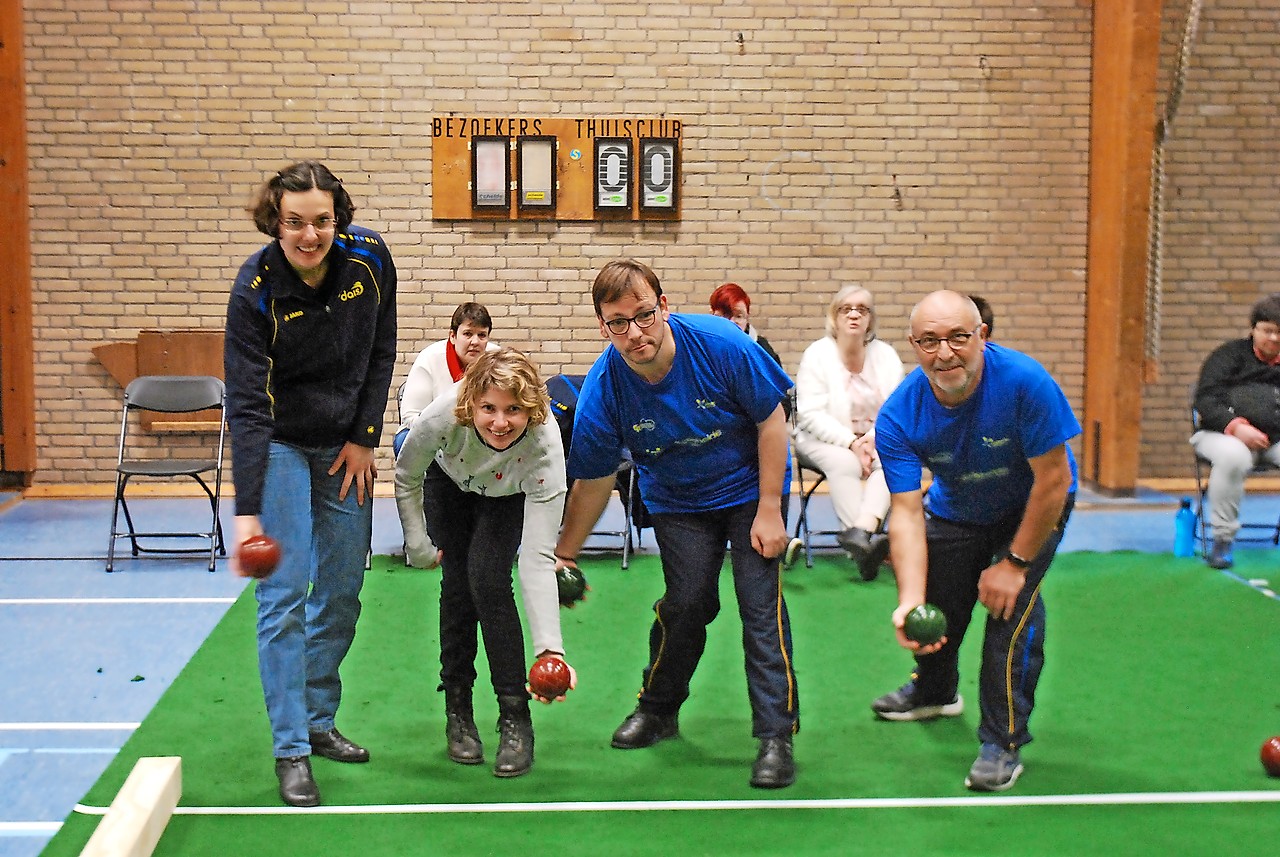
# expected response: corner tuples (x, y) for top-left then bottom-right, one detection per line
(19, 0), (1267, 486)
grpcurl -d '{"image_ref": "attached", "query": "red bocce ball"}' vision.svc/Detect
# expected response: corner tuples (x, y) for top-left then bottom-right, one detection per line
(238, 534), (282, 579)
(528, 655), (571, 699)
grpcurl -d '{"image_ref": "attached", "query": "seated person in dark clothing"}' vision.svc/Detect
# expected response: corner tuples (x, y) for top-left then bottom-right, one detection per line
(1191, 293), (1280, 569)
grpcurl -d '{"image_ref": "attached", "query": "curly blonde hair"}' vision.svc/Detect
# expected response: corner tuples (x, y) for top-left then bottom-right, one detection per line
(453, 347), (550, 428)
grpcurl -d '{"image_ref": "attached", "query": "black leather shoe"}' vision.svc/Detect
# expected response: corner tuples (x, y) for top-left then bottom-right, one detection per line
(750, 736), (795, 788)
(309, 728), (370, 763)
(858, 534), (890, 582)
(610, 708), (678, 749)
(275, 755), (321, 807)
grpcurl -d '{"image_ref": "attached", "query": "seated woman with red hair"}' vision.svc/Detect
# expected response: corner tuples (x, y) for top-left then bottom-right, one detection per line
(709, 282), (782, 368)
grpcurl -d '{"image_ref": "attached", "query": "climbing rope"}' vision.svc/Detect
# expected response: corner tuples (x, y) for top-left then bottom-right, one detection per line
(1147, 0), (1204, 371)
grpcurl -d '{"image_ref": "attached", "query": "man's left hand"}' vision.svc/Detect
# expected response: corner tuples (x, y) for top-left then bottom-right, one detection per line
(329, 442), (377, 505)
(978, 560), (1027, 621)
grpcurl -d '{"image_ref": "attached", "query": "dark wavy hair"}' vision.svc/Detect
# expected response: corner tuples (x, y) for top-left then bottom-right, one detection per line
(249, 160), (356, 238)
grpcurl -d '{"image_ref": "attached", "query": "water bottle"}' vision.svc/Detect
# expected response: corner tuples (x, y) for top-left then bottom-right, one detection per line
(1174, 497), (1197, 558)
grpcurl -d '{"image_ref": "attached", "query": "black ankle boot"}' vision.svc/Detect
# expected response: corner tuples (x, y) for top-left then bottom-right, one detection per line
(444, 685), (484, 765)
(274, 755), (321, 807)
(494, 694), (534, 778)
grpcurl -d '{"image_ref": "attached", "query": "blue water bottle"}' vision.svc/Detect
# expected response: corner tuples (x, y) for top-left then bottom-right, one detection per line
(1174, 497), (1196, 558)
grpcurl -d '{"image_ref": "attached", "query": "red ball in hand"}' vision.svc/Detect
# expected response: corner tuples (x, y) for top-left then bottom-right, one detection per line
(238, 534), (281, 579)
(1262, 736), (1280, 777)
(528, 655), (571, 699)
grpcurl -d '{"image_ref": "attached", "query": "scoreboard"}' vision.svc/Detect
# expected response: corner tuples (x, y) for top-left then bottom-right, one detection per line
(431, 116), (682, 222)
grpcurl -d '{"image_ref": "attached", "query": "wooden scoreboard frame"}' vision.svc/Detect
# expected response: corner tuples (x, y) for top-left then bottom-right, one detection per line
(431, 116), (682, 222)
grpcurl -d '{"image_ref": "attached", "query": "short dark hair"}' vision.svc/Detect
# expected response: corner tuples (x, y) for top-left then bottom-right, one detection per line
(249, 160), (355, 238)
(592, 259), (663, 316)
(451, 302), (492, 333)
(1250, 294), (1280, 327)
(968, 294), (995, 336)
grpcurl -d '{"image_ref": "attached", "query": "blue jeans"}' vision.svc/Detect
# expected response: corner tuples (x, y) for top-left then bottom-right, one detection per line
(255, 441), (372, 758)
(912, 494), (1074, 750)
(642, 501), (799, 739)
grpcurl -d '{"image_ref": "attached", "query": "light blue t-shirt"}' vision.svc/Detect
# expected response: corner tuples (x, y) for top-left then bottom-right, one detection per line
(875, 342), (1080, 524)
(568, 313), (792, 514)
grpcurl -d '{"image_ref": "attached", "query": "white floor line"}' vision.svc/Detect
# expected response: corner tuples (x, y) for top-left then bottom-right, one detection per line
(0, 597), (237, 605)
(0, 748), (119, 754)
(0, 822), (61, 834)
(73, 790), (1280, 816)
(0, 723), (140, 731)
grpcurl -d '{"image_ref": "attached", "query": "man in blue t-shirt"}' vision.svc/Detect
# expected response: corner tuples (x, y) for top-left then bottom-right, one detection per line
(872, 290), (1079, 793)
(554, 259), (799, 789)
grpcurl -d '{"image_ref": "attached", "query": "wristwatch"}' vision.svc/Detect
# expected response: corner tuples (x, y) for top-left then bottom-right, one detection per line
(1004, 550), (1032, 570)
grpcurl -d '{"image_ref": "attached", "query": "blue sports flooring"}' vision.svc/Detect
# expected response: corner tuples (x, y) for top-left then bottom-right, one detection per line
(1, 487), (1277, 857)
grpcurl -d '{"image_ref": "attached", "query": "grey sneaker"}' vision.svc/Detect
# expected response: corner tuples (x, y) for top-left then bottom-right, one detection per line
(871, 681), (963, 721)
(1206, 539), (1233, 570)
(965, 742), (1023, 791)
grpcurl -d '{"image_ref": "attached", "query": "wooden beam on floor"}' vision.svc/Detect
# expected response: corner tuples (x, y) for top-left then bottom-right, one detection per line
(79, 756), (182, 857)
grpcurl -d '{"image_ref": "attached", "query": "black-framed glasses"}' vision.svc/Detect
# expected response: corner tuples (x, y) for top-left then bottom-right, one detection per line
(911, 327), (981, 354)
(603, 307), (660, 335)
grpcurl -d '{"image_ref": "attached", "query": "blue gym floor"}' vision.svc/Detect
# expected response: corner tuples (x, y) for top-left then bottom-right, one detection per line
(1, 486), (1276, 857)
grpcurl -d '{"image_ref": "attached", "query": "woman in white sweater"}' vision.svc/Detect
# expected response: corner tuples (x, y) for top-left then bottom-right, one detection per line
(395, 347), (574, 779)
(793, 285), (904, 580)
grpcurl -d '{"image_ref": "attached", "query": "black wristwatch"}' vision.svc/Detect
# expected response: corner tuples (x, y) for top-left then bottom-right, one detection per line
(1004, 551), (1032, 570)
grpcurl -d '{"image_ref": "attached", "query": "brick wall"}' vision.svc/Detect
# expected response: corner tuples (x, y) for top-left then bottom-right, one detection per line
(1142, 0), (1280, 478)
(21, 0), (1108, 485)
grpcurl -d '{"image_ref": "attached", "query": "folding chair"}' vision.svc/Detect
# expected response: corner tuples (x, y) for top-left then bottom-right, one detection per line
(1190, 390), (1280, 555)
(792, 445), (842, 568)
(106, 375), (227, 572)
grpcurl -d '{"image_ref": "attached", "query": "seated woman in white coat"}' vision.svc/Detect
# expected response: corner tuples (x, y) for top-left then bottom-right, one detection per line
(793, 285), (904, 581)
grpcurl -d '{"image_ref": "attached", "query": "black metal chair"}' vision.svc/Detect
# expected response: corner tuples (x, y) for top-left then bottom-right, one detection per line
(792, 444), (842, 568)
(106, 375), (226, 572)
(1190, 391), (1280, 555)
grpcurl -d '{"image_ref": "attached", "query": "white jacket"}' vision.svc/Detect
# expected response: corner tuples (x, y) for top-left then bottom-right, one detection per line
(398, 338), (499, 432)
(795, 336), (904, 448)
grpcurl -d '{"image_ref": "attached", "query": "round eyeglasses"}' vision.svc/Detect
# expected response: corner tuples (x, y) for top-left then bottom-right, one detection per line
(280, 217), (336, 234)
(911, 328), (981, 354)
(603, 307), (660, 336)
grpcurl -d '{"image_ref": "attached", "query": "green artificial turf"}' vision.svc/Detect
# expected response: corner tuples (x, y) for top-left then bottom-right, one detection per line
(40, 549), (1280, 856)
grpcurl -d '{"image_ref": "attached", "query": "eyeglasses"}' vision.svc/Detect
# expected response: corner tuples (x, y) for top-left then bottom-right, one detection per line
(837, 305), (872, 318)
(603, 307), (661, 336)
(911, 327), (981, 354)
(280, 216), (336, 233)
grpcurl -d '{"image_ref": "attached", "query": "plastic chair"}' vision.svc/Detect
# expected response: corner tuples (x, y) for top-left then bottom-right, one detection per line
(106, 375), (227, 572)
(1190, 390), (1280, 555)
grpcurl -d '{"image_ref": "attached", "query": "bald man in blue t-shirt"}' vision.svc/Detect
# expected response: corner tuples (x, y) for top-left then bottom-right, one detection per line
(872, 290), (1079, 793)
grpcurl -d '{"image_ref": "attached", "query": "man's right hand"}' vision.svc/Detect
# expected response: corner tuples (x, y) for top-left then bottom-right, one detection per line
(1229, 420), (1271, 451)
